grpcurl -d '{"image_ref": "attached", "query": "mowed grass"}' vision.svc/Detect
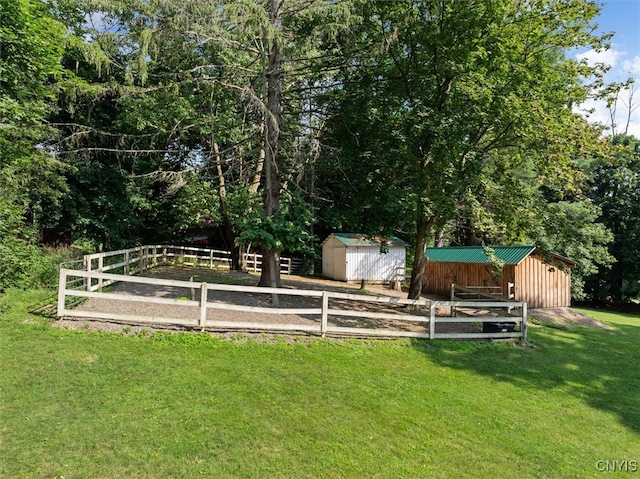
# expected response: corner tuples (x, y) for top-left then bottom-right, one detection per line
(1, 290), (639, 478)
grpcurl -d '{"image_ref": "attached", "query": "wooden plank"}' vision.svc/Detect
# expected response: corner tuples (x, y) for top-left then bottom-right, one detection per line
(321, 292), (328, 337)
(207, 302), (322, 315)
(207, 283), (323, 297)
(67, 290), (200, 307)
(434, 332), (522, 340)
(102, 261), (128, 271)
(57, 269), (67, 317)
(435, 317), (522, 323)
(453, 284), (505, 301)
(433, 300), (523, 308)
(429, 302), (436, 338)
(327, 291), (431, 306)
(199, 283), (207, 327)
(326, 326), (431, 339)
(522, 302), (528, 343)
(206, 320), (319, 332)
(61, 269), (207, 289)
(327, 308), (430, 323)
(62, 309), (199, 327)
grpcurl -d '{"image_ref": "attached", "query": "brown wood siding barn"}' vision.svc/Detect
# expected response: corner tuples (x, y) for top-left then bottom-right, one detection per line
(422, 246), (573, 309)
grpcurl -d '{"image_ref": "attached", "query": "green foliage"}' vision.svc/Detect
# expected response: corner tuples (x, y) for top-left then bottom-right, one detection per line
(483, 247), (506, 280)
(165, 173), (221, 235)
(320, 0), (611, 297)
(531, 201), (614, 300)
(236, 190), (315, 255)
(0, 0), (71, 291)
(586, 135), (640, 303)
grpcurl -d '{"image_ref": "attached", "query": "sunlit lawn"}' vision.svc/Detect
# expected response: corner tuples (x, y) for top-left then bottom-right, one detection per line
(1, 289), (639, 478)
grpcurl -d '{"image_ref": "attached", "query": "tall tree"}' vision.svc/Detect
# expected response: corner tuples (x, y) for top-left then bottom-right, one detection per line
(55, 0), (350, 289)
(587, 135), (640, 304)
(322, 0), (610, 299)
(0, 0), (69, 289)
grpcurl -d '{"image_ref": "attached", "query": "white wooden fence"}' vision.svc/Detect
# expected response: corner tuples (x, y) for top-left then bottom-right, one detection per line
(57, 265), (528, 341)
(76, 244), (300, 292)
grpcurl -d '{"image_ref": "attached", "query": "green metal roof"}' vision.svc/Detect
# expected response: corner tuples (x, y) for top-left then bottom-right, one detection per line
(327, 233), (409, 248)
(425, 246), (536, 265)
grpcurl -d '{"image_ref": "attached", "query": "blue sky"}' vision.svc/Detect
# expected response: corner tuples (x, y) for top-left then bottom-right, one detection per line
(575, 0), (640, 137)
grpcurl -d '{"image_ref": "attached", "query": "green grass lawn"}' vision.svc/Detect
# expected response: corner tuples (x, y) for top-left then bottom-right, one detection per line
(1, 290), (639, 478)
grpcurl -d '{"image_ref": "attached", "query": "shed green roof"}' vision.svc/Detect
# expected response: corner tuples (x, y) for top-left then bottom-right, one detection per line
(425, 246), (536, 265)
(326, 233), (409, 248)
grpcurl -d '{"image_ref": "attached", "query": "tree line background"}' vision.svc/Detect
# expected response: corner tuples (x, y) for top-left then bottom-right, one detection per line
(2, 0), (639, 304)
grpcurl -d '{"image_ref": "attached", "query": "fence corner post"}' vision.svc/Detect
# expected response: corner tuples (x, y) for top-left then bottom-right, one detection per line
(199, 282), (208, 330)
(57, 269), (67, 318)
(321, 291), (329, 338)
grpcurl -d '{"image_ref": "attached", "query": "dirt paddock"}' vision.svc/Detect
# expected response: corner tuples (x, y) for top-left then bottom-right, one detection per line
(55, 266), (594, 339)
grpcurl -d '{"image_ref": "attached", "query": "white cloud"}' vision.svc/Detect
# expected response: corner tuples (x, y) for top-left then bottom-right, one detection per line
(577, 95), (640, 138)
(574, 47), (640, 137)
(575, 48), (624, 68)
(622, 56), (640, 75)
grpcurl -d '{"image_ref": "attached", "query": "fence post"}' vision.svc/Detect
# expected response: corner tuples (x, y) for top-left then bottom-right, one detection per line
(521, 302), (528, 344)
(200, 282), (208, 329)
(429, 302), (436, 339)
(321, 291), (329, 338)
(253, 253), (258, 273)
(98, 254), (104, 292)
(139, 246), (145, 273)
(86, 255), (92, 291)
(450, 284), (456, 317)
(57, 269), (67, 317)
(210, 249), (214, 269)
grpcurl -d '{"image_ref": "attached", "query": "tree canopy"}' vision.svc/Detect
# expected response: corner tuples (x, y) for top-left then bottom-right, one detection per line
(2, 0), (638, 303)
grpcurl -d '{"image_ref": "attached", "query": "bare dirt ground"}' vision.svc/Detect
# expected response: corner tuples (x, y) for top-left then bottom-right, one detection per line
(528, 307), (610, 329)
(56, 266), (482, 337)
(55, 266), (602, 338)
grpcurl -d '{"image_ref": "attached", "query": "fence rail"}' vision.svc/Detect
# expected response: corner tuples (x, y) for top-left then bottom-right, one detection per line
(57, 268), (527, 342)
(75, 245), (302, 293)
(450, 283), (515, 301)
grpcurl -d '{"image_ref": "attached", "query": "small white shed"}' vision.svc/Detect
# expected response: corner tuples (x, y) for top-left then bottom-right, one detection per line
(321, 233), (408, 282)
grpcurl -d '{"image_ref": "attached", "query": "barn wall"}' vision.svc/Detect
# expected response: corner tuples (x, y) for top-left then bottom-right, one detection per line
(423, 255), (571, 308)
(345, 247), (406, 282)
(322, 236), (344, 279)
(423, 262), (513, 298)
(321, 241), (334, 279)
(514, 256), (571, 308)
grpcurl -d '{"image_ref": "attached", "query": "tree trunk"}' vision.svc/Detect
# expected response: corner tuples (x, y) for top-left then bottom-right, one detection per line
(258, 245), (281, 287)
(214, 141), (246, 271)
(258, 0), (283, 292)
(220, 217), (244, 271)
(408, 212), (434, 300)
(611, 261), (624, 305)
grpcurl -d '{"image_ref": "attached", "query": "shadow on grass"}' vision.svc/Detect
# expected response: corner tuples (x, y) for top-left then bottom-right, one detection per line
(413, 319), (640, 435)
